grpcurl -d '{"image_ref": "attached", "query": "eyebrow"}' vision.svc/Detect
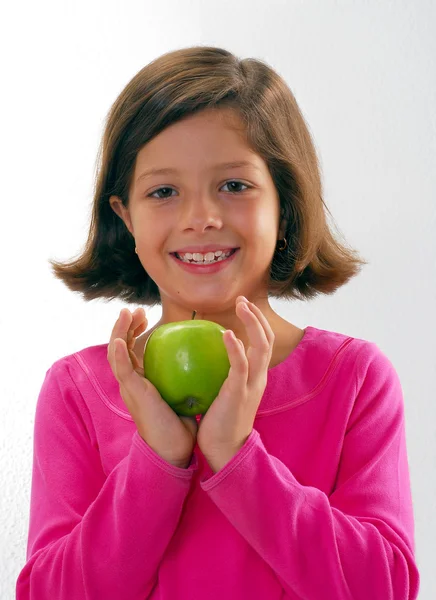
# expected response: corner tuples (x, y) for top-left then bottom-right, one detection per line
(136, 161), (261, 184)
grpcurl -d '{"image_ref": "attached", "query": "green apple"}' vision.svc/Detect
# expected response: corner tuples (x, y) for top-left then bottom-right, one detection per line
(143, 314), (231, 417)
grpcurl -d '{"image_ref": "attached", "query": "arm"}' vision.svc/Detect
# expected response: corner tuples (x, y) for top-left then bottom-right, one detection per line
(200, 344), (420, 599)
(16, 360), (197, 600)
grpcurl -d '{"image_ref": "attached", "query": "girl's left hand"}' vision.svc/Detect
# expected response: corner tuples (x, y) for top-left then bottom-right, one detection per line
(197, 296), (275, 471)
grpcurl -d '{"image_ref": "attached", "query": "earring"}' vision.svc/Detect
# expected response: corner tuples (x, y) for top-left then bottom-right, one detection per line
(277, 237), (287, 251)
(135, 247), (138, 254)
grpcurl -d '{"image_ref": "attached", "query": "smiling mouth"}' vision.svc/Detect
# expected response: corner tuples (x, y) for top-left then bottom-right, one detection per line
(172, 248), (239, 265)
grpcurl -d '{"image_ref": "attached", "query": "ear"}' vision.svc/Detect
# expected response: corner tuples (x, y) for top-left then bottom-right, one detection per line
(109, 195), (134, 235)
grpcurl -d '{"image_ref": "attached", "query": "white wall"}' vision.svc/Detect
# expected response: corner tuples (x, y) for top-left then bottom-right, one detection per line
(1, 0), (435, 598)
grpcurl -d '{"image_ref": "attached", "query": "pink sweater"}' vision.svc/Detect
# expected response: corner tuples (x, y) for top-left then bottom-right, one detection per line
(16, 326), (420, 599)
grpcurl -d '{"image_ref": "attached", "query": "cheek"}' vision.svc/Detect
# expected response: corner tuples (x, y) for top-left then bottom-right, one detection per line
(251, 214), (279, 243)
(231, 207), (277, 250)
(132, 212), (166, 245)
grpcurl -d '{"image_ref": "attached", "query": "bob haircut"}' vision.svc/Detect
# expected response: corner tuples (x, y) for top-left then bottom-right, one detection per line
(49, 45), (367, 306)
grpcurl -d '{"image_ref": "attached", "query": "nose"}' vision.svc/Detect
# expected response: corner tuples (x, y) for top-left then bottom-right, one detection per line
(178, 191), (224, 233)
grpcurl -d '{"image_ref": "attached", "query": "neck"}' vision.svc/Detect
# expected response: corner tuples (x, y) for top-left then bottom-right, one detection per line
(134, 295), (303, 369)
(155, 293), (282, 350)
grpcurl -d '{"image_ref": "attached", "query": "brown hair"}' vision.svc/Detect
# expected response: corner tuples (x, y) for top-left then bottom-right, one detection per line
(49, 45), (367, 306)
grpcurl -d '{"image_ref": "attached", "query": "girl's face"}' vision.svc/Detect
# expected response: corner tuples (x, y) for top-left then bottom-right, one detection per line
(110, 108), (286, 322)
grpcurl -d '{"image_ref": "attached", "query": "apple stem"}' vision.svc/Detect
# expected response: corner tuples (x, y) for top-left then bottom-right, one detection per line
(192, 310), (197, 320)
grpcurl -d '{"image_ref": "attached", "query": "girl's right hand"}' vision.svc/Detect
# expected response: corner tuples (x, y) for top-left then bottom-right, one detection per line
(107, 308), (198, 469)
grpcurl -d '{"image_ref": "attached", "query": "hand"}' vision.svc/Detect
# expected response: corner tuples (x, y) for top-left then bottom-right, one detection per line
(197, 297), (275, 471)
(108, 308), (198, 468)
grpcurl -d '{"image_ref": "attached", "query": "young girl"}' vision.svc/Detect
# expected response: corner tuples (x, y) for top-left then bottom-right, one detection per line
(17, 46), (420, 599)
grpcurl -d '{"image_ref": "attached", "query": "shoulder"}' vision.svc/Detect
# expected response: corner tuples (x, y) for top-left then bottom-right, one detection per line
(307, 326), (404, 417)
(47, 343), (110, 377)
(302, 325), (396, 369)
(32, 344), (110, 433)
(39, 343), (130, 420)
(37, 343), (111, 410)
(295, 326), (401, 394)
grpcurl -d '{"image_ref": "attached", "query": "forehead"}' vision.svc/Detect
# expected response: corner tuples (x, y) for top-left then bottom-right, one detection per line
(134, 108), (262, 173)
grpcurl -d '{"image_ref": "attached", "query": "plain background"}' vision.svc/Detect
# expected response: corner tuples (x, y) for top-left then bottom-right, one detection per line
(1, 0), (435, 598)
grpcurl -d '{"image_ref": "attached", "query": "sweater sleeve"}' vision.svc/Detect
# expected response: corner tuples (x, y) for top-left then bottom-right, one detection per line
(200, 343), (420, 600)
(16, 359), (198, 600)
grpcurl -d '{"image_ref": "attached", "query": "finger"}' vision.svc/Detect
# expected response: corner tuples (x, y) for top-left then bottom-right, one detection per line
(108, 309), (132, 371)
(127, 307), (147, 349)
(127, 307), (146, 336)
(131, 307), (147, 336)
(223, 330), (249, 384)
(235, 299), (270, 350)
(241, 300), (275, 347)
(235, 299), (271, 376)
(114, 336), (148, 386)
(128, 308), (148, 373)
(128, 348), (143, 375)
(113, 337), (136, 383)
(110, 309), (132, 347)
(109, 308), (147, 376)
(133, 318), (147, 339)
(109, 308), (147, 365)
(113, 338), (150, 416)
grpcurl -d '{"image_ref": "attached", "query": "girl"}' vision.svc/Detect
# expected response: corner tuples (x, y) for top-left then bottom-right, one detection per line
(17, 46), (420, 599)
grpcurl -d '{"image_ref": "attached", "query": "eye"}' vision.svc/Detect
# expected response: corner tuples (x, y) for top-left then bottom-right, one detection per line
(221, 180), (250, 194)
(147, 180), (251, 200)
(148, 187), (177, 200)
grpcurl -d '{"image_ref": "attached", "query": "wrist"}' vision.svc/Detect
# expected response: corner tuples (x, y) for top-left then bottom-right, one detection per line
(168, 456), (192, 469)
(203, 438), (248, 473)
(205, 449), (238, 473)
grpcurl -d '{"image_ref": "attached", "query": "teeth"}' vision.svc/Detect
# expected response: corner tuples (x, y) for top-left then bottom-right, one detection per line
(177, 249), (233, 264)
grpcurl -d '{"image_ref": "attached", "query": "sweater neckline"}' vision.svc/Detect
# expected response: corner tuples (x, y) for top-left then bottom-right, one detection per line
(267, 325), (315, 372)
(76, 326), (319, 421)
